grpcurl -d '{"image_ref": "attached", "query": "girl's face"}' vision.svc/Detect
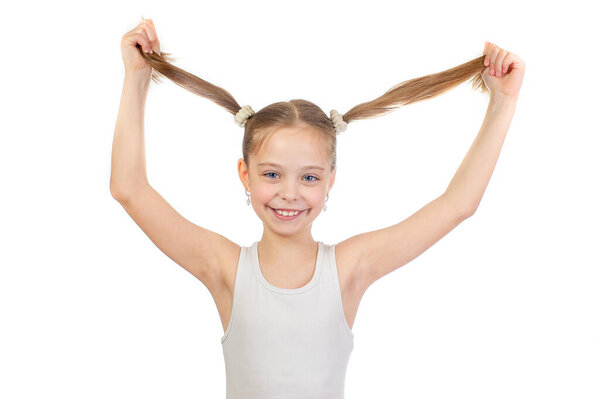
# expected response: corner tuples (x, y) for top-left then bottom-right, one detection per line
(238, 125), (335, 239)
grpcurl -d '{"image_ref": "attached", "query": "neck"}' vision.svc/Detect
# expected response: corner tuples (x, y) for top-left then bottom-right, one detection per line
(258, 232), (318, 269)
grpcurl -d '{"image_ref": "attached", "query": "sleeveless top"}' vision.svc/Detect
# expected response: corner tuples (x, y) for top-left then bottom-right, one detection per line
(221, 240), (354, 399)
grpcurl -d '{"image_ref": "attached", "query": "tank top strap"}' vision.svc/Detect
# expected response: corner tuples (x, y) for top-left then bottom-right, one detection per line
(220, 243), (252, 344)
(318, 242), (355, 340)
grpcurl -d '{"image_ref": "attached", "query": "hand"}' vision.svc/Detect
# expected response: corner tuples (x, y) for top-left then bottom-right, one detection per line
(120, 17), (162, 77)
(481, 41), (525, 101)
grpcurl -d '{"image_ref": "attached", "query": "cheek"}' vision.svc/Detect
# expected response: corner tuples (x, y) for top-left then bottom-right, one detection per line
(306, 191), (326, 206)
(251, 185), (275, 203)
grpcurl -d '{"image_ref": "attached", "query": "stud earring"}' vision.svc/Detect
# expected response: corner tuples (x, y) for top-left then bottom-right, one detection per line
(246, 190), (251, 206)
(324, 194), (329, 211)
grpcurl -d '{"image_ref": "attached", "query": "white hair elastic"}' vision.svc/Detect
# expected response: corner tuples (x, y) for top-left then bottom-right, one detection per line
(329, 109), (347, 134)
(234, 104), (347, 134)
(234, 105), (255, 127)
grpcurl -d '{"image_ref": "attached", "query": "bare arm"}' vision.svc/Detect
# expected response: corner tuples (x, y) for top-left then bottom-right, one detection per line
(109, 70), (240, 286)
(108, 20), (240, 289)
(110, 72), (151, 197)
(343, 95), (519, 289)
(343, 43), (524, 290)
(444, 94), (519, 215)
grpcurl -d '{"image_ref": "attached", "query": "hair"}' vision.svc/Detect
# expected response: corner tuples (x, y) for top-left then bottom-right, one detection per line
(141, 49), (489, 172)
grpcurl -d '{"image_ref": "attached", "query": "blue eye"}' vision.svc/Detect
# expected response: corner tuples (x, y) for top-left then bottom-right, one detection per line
(262, 172), (320, 182)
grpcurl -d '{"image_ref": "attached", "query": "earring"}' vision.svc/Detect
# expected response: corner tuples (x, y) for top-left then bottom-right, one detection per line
(324, 194), (329, 211)
(246, 190), (251, 206)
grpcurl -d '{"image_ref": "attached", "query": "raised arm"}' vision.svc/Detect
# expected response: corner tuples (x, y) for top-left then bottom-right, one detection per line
(339, 42), (525, 291)
(109, 70), (151, 197)
(110, 19), (239, 291)
(444, 42), (525, 212)
(109, 17), (157, 196)
(444, 94), (518, 214)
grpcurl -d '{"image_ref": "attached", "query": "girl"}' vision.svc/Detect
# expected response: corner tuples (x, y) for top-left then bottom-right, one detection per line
(111, 17), (525, 399)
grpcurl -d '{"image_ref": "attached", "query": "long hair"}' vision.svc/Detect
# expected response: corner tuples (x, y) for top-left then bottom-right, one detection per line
(142, 49), (488, 171)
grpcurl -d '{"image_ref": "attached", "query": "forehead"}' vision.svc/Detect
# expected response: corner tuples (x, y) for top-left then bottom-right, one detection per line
(253, 125), (330, 168)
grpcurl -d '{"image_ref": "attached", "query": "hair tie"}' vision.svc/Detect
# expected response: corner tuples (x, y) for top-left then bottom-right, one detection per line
(234, 105), (255, 127)
(330, 109), (347, 134)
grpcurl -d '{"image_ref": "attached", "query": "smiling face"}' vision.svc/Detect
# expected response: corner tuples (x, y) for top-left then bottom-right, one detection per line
(238, 123), (336, 240)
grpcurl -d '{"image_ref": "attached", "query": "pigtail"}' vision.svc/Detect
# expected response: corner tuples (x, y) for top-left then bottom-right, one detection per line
(139, 49), (244, 116)
(137, 47), (487, 171)
(341, 55), (489, 125)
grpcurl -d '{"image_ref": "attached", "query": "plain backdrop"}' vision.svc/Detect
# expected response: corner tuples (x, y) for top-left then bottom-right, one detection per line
(1, 0), (598, 398)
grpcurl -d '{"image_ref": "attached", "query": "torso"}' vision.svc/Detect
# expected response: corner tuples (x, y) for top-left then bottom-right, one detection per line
(207, 241), (368, 334)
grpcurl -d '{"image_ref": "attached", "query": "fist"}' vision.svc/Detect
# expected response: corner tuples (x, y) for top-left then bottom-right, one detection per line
(481, 41), (525, 100)
(121, 17), (161, 76)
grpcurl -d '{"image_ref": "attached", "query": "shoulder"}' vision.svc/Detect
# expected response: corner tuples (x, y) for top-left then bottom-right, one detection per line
(210, 239), (243, 295)
(329, 237), (366, 293)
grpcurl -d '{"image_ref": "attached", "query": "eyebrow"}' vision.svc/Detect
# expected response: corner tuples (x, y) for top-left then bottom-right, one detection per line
(257, 162), (325, 171)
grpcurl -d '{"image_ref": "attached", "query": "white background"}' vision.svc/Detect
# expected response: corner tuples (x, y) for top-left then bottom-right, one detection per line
(1, 0), (598, 398)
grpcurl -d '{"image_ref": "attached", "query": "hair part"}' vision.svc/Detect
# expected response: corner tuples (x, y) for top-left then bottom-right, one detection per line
(142, 50), (489, 172)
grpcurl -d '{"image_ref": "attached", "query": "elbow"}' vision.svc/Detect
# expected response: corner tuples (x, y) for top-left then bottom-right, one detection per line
(110, 180), (132, 202)
(462, 206), (476, 219)
(110, 183), (125, 202)
(443, 192), (479, 219)
(110, 179), (149, 202)
(462, 199), (481, 218)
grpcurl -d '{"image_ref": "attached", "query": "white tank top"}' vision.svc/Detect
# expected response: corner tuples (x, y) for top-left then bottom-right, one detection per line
(221, 240), (354, 399)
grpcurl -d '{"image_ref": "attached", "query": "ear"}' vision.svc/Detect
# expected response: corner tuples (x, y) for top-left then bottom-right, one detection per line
(328, 166), (336, 192)
(237, 158), (250, 190)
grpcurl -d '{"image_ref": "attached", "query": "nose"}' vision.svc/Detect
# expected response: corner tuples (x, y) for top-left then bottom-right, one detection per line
(279, 180), (299, 201)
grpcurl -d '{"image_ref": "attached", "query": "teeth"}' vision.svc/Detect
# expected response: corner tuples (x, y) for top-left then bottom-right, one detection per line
(275, 209), (300, 216)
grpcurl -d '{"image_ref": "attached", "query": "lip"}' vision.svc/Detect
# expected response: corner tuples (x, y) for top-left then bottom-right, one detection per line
(268, 206), (306, 221)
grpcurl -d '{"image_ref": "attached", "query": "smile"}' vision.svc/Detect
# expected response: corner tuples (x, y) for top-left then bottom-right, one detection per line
(268, 206), (306, 220)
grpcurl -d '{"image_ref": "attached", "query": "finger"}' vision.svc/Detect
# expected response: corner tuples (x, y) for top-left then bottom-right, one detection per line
(142, 19), (158, 41)
(501, 52), (512, 75)
(140, 19), (156, 42)
(139, 22), (154, 43)
(484, 41), (490, 66)
(495, 49), (506, 77)
(134, 27), (152, 52)
(146, 20), (161, 53)
(131, 30), (152, 53)
(145, 18), (157, 31)
(139, 22), (155, 53)
(154, 38), (161, 55)
(141, 18), (161, 54)
(489, 43), (500, 76)
(508, 53), (525, 71)
(123, 32), (151, 54)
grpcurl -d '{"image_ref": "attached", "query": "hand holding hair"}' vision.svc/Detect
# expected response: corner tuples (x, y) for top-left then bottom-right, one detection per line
(129, 23), (524, 135)
(480, 41), (525, 101)
(120, 17), (165, 81)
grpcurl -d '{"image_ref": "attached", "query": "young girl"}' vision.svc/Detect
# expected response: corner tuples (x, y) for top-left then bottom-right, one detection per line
(111, 17), (525, 399)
